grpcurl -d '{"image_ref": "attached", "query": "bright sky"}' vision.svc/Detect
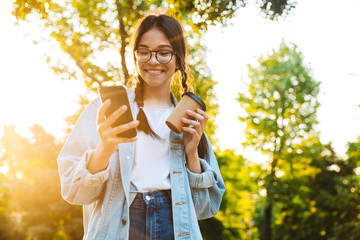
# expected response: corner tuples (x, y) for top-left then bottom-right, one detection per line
(1, 1), (359, 161)
(204, 0), (360, 158)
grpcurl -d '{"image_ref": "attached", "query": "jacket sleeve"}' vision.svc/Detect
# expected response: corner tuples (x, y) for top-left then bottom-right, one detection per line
(57, 99), (111, 205)
(186, 136), (225, 220)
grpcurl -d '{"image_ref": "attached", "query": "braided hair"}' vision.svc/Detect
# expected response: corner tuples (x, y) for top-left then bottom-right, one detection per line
(127, 14), (209, 160)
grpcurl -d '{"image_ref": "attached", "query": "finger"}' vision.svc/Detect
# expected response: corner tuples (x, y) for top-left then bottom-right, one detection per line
(186, 110), (205, 123)
(185, 110), (206, 134)
(182, 118), (201, 131)
(196, 108), (209, 121)
(104, 105), (128, 127)
(182, 125), (199, 135)
(97, 99), (111, 125)
(182, 126), (201, 139)
(110, 120), (139, 136)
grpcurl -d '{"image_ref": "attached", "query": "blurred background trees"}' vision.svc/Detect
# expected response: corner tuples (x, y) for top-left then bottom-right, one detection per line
(1, 0), (359, 239)
(237, 41), (321, 240)
(11, 0), (295, 89)
(236, 41), (360, 240)
(0, 125), (83, 239)
(270, 136), (360, 240)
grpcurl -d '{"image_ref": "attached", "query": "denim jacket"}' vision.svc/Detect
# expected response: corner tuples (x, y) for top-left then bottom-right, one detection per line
(57, 88), (225, 240)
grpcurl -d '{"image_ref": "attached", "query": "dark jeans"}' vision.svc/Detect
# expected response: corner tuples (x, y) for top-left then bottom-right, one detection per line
(129, 190), (174, 240)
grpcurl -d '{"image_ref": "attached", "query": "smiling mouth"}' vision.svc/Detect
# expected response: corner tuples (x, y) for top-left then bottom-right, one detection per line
(146, 70), (164, 74)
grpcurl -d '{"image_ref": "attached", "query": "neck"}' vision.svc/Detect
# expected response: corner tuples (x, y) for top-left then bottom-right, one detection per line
(143, 84), (173, 109)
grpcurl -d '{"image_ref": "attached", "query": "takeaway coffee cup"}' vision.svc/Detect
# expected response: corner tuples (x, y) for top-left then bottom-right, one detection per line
(166, 92), (206, 134)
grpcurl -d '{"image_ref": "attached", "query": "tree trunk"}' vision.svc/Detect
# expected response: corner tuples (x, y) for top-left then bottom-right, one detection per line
(264, 201), (272, 240)
(115, 0), (130, 84)
(264, 153), (277, 240)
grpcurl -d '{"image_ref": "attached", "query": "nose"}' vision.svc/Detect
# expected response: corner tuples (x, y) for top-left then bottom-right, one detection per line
(148, 52), (158, 64)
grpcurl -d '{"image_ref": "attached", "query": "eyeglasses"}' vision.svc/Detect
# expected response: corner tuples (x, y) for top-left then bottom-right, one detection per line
(134, 48), (177, 64)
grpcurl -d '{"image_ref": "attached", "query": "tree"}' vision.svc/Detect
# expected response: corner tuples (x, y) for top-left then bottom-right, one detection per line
(270, 135), (360, 240)
(212, 149), (261, 239)
(11, 0), (297, 137)
(12, 0), (297, 87)
(186, 38), (219, 142)
(0, 125), (83, 239)
(237, 41), (320, 240)
(0, 173), (9, 239)
(11, 0), (297, 89)
(257, 0), (297, 20)
(12, 1), (222, 140)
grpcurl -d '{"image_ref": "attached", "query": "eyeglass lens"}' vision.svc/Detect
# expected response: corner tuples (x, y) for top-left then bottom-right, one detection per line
(135, 49), (174, 64)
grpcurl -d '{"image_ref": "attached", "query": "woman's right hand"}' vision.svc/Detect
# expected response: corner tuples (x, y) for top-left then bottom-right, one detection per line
(96, 99), (139, 153)
(88, 100), (139, 174)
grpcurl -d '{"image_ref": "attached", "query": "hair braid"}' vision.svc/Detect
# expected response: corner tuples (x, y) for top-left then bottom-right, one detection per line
(134, 78), (159, 138)
(181, 67), (188, 93)
(134, 79), (143, 105)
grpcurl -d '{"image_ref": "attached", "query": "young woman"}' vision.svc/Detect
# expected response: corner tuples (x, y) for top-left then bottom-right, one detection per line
(57, 13), (225, 240)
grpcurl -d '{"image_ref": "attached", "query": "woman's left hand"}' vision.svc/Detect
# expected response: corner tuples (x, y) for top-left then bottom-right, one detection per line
(182, 108), (208, 160)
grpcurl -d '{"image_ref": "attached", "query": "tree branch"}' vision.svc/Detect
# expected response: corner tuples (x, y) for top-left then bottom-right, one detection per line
(115, 0), (130, 84)
(64, 49), (102, 88)
(74, 60), (102, 88)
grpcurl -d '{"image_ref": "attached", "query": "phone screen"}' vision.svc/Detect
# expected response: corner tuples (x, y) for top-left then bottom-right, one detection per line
(98, 86), (137, 138)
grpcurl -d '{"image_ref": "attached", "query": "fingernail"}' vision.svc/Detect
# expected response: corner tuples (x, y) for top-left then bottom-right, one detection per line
(120, 105), (127, 110)
(182, 118), (187, 122)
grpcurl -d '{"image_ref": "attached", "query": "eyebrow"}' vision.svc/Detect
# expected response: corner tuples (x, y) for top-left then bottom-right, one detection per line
(137, 44), (173, 49)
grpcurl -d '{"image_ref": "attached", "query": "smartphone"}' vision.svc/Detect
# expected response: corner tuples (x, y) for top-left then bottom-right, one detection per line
(98, 85), (137, 138)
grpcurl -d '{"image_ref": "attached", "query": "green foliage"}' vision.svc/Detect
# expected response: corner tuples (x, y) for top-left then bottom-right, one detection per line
(238, 41), (320, 157)
(346, 136), (360, 165)
(271, 136), (360, 240)
(236, 40), (360, 240)
(12, 0), (297, 91)
(257, 0), (297, 20)
(199, 217), (225, 240)
(187, 39), (219, 143)
(166, 0), (246, 33)
(11, 0), (298, 147)
(12, 0), (238, 91)
(237, 41), (321, 240)
(0, 175), (9, 239)
(12, 0), (222, 142)
(207, 149), (260, 239)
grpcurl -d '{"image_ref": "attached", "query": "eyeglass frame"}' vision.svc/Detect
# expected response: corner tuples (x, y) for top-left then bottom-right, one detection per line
(134, 48), (177, 64)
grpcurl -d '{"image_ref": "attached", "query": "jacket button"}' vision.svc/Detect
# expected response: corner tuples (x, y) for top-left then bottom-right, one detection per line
(122, 219), (126, 225)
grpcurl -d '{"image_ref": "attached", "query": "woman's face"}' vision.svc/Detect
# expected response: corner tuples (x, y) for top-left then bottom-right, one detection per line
(135, 28), (177, 90)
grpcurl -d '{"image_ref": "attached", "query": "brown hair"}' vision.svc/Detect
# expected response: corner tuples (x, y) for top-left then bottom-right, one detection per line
(127, 14), (209, 160)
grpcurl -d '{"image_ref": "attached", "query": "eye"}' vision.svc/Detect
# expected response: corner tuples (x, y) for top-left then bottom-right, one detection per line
(158, 50), (171, 56)
(137, 49), (150, 55)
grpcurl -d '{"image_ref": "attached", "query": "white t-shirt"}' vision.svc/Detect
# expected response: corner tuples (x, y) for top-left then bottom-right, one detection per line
(131, 105), (174, 192)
